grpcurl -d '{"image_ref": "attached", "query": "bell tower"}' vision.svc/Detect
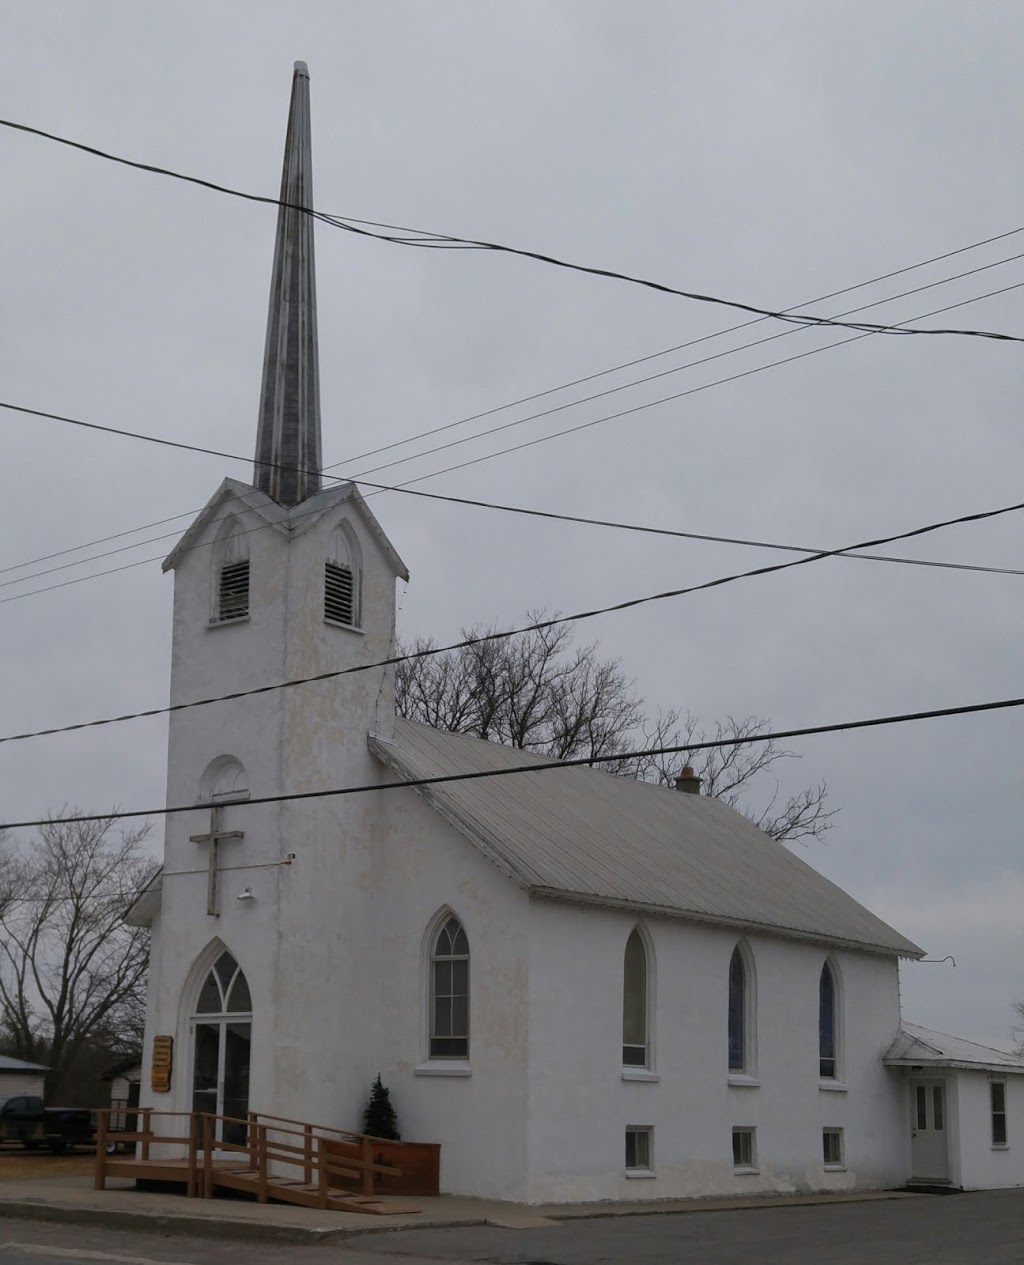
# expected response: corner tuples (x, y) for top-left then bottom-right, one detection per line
(138, 62), (408, 1127)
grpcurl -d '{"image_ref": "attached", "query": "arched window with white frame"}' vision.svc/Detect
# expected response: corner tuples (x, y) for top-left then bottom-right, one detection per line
(728, 941), (757, 1075)
(819, 959), (840, 1080)
(429, 913), (469, 1059)
(199, 755), (250, 803)
(324, 522), (362, 629)
(622, 927), (650, 1068)
(213, 516), (250, 623)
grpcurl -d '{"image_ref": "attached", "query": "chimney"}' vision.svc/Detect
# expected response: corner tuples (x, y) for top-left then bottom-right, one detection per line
(675, 765), (701, 795)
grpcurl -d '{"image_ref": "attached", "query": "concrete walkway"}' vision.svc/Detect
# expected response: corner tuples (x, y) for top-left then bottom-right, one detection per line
(0, 1174), (921, 1244)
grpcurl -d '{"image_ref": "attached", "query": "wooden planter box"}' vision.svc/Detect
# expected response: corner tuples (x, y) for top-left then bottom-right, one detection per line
(324, 1137), (441, 1197)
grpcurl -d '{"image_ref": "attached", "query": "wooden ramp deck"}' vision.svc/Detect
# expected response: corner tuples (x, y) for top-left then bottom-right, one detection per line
(94, 1110), (436, 1215)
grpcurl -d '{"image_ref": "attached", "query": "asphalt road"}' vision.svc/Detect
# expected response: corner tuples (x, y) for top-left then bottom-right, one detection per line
(1, 1190), (1024, 1265)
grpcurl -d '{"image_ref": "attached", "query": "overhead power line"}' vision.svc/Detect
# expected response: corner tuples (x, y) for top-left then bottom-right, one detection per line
(2, 493), (1022, 746)
(321, 226), (1024, 473)
(4, 115), (1024, 345)
(346, 248), (1024, 482)
(4, 692), (1023, 831)
(5, 274), (1024, 604)
(7, 224), (1023, 588)
(1, 416), (1022, 602)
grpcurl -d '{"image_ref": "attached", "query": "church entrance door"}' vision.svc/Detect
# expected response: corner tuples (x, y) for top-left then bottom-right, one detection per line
(190, 950), (252, 1147)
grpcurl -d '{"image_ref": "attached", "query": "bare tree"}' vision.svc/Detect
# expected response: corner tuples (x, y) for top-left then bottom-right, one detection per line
(0, 813), (153, 1098)
(397, 618), (645, 763)
(396, 618), (836, 846)
(630, 710), (836, 845)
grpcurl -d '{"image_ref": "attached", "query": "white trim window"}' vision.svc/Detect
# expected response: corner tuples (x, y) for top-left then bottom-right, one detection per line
(622, 928), (649, 1068)
(819, 960), (839, 1080)
(823, 1127), (844, 1168)
(992, 1081), (1008, 1148)
(625, 1126), (652, 1171)
(732, 1126), (757, 1171)
(429, 915), (469, 1059)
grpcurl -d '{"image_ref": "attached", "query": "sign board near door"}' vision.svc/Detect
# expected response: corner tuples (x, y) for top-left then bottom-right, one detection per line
(151, 1035), (173, 1093)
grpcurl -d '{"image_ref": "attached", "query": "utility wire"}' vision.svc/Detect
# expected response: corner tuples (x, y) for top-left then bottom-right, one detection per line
(320, 225), (1024, 472)
(4, 115), (1024, 345)
(2, 444), (1022, 600)
(343, 249), (1024, 483)
(8, 225), (1023, 585)
(2, 493), (1022, 745)
(5, 275), (1024, 604)
(4, 692), (1023, 831)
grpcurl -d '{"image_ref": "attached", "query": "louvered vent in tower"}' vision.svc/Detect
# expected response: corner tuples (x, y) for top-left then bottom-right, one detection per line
(324, 561), (355, 626)
(218, 560), (250, 621)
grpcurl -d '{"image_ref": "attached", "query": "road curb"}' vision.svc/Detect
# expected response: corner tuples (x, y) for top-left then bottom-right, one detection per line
(0, 1187), (923, 1245)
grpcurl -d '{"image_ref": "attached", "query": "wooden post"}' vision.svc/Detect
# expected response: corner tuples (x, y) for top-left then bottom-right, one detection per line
(94, 1111), (107, 1191)
(248, 1111), (257, 1169)
(186, 1114), (198, 1198)
(303, 1123), (313, 1185)
(140, 1109), (152, 1162)
(256, 1124), (268, 1203)
(361, 1135), (373, 1195)
(316, 1136), (329, 1209)
(202, 1115), (214, 1198)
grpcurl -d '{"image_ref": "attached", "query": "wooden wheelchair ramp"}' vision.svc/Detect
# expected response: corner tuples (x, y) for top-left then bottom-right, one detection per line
(94, 1108), (436, 1215)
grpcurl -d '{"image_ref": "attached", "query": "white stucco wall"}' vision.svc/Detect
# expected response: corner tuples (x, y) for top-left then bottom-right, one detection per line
(950, 1071), (1024, 1189)
(523, 899), (906, 1203)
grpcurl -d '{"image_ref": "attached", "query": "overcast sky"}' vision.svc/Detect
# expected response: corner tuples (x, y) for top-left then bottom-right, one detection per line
(1, 2), (1022, 1047)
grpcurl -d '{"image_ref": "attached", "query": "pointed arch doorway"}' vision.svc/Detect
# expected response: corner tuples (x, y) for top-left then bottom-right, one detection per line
(190, 950), (252, 1146)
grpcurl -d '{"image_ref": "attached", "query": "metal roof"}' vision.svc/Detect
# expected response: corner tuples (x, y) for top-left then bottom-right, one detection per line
(0, 1055), (49, 1072)
(884, 1023), (1024, 1074)
(370, 720), (923, 958)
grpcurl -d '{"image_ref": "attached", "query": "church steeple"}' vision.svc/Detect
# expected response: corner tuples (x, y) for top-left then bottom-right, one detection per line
(253, 61), (322, 508)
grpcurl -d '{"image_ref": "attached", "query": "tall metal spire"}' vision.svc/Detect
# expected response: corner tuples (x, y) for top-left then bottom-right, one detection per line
(253, 61), (322, 507)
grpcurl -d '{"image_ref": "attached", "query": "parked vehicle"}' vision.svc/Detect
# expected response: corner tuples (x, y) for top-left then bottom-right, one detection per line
(0, 1095), (93, 1153)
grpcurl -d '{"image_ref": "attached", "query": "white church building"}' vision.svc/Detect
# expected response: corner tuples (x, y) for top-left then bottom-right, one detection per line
(131, 63), (1024, 1203)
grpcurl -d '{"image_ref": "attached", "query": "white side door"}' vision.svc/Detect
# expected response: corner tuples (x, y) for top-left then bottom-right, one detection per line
(910, 1079), (949, 1182)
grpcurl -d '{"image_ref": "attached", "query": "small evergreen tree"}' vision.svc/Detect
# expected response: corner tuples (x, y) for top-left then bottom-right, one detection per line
(361, 1073), (400, 1140)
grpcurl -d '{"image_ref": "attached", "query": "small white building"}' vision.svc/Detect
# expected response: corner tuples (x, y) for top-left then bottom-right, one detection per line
(884, 1024), (1024, 1190)
(0, 1056), (48, 1106)
(130, 62), (1024, 1203)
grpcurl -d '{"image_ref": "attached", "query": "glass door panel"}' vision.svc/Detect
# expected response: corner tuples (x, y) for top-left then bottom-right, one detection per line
(191, 1022), (220, 1119)
(222, 1021), (251, 1146)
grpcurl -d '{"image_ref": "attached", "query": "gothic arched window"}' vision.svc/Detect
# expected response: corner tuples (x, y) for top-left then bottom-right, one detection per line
(728, 946), (746, 1071)
(819, 961), (838, 1079)
(214, 517), (250, 623)
(622, 928), (649, 1067)
(430, 915), (469, 1058)
(195, 950), (252, 1015)
(199, 755), (249, 803)
(324, 523), (362, 629)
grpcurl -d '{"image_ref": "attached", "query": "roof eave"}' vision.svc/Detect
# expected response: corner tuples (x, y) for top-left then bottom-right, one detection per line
(884, 1057), (1024, 1075)
(528, 886), (923, 959)
(162, 479), (290, 572)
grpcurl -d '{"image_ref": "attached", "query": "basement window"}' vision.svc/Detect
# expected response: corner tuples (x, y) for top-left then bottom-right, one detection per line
(732, 1127), (757, 1171)
(324, 561), (356, 627)
(625, 1126), (652, 1171)
(823, 1127), (844, 1168)
(218, 560), (250, 621)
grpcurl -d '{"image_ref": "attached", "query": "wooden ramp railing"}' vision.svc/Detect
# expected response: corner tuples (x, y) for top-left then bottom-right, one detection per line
(94, 1108), (438, 1214)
